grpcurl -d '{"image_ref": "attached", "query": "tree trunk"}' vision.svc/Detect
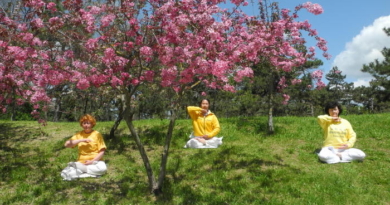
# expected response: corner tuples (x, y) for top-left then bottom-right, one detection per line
(83, 98), (88, 115)
(310, 103), (314, 117)
(155, 107), (177, 195)
(52, 96), (61, 122)
(121, 86), (182, 195)
(123, 109), (157, 193)
(268, 93), (274, 134)
(268, 75), (275, 134)
(10, 103), (15, 121)
(109, 113), (123, 140)
(109, 98), (124, 139)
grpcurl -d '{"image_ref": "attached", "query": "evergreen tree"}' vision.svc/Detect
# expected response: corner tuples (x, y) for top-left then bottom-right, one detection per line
(361, 27), (390, 112)
(326, 66), (347, 100)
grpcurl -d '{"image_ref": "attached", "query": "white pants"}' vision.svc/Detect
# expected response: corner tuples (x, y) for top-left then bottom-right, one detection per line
(184, 133), (223, 148)
(61, 161), (107, 181)
(318, 147), (366, 164)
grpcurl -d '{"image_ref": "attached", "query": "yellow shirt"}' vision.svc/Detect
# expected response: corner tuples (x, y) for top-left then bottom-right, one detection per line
(70, 130), (107, 163)
(317, 115), (356, 148)
(187, 106), (220, 138)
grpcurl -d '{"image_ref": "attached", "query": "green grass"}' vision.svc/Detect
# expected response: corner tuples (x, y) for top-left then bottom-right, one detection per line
(1, 113), (390, 205)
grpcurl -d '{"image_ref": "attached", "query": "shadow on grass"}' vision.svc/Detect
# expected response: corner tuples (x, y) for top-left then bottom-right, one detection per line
(105, 122), (188, 153)
(155, 145), (303, 204)
(221, 117), (280, 136)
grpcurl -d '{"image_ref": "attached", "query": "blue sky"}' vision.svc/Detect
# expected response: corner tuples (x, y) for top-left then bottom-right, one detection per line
(233, 0), (390, 87)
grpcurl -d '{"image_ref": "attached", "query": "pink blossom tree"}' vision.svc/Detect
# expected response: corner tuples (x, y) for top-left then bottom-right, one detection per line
(236, 1), (329, 133)
(0, 0), (328, 194)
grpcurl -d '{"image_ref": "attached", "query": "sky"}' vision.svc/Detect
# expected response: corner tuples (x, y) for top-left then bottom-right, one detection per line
(236, 0), (390, 87)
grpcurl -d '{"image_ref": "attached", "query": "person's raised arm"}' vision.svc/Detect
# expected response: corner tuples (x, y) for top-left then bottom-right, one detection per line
(317, 115), (340, 129)
(64, 138), (91, 148)
(187, 106), (206, 119)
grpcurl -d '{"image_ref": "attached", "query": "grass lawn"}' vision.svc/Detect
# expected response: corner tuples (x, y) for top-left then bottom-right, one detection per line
(1, 113), (390, 205)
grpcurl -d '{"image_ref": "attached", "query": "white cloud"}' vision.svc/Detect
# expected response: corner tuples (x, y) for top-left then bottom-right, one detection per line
(353, 79), (371, 87)
(332, 15), (390, 87)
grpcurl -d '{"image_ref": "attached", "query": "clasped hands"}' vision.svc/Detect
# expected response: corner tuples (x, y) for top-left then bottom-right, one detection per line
(195, 135), (208, 145)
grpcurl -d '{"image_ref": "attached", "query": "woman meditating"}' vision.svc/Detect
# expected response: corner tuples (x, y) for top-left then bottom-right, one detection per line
(184, 99), (223, 148)
(317, 101), (366, 164)
(61, 114), (107, 180)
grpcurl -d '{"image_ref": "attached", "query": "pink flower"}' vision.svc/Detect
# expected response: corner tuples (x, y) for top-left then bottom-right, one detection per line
(32, 37), (42, 46)
(81, 12), (96, 32)
(1, 17), (14, 26)
(111, 76), (123, 87)
(278, 76), (288, 90)
(48, 17), (64, 28)
(76, 79), (90, 90)
(282, 94), (290, 105)
(28, 0), (45, 9)
(223, 84), (235, 92)
(230, 0), (245, 6)
(316, 81), (326, 89)
(85, 38), (99, 51)
(30, 90), (50, 103)
(143, 70), (154, 82)
(302, 2), (323, 15)
(47, 2), (57, 12)
(72, 61), (88, 70)
(161, 67), (178, 87)
(103, 48), (116, 65)
(89, 6), (102, 15)
(123, 42), (134, 51)
(64, 50), (74, 58)
(212, 61), (229, 77)
(17, 23), (27, 31)
(14, 60), (24, 67)
(131, 78), (139, 85)
(291, 79), (302, 85)
(140, 46), (153, 57)
(31, 18), (44, 28)
(311, 70), (323, 79)
(0, 41), (7, 47)
(201, 92), (207, 96)
(101, 14), (116, 27)
(21, 33), (34, 43)
(234, 67), (253, 82)
(16, 98), (24, 105)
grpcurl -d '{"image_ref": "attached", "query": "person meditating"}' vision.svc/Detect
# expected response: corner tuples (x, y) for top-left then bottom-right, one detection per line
(317, 101), (366, 164)
(61, 114), (107, 180)
(184, 99), (223, 148)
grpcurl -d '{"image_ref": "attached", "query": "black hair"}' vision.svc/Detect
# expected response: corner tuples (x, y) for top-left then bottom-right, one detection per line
(324, 101), (343, 116)
(199, 99), (210, 107)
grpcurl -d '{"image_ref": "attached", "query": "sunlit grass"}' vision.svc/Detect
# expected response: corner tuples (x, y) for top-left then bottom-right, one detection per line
(1, 113), (390, 204)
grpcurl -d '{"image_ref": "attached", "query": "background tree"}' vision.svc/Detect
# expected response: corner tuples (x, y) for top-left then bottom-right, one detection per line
(361, 27), (390, 112)
(325, 66), (347, 100)
(284, 59), (323, 116)
(352, 85), (375, 113)
(248, 1), (328, 133)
